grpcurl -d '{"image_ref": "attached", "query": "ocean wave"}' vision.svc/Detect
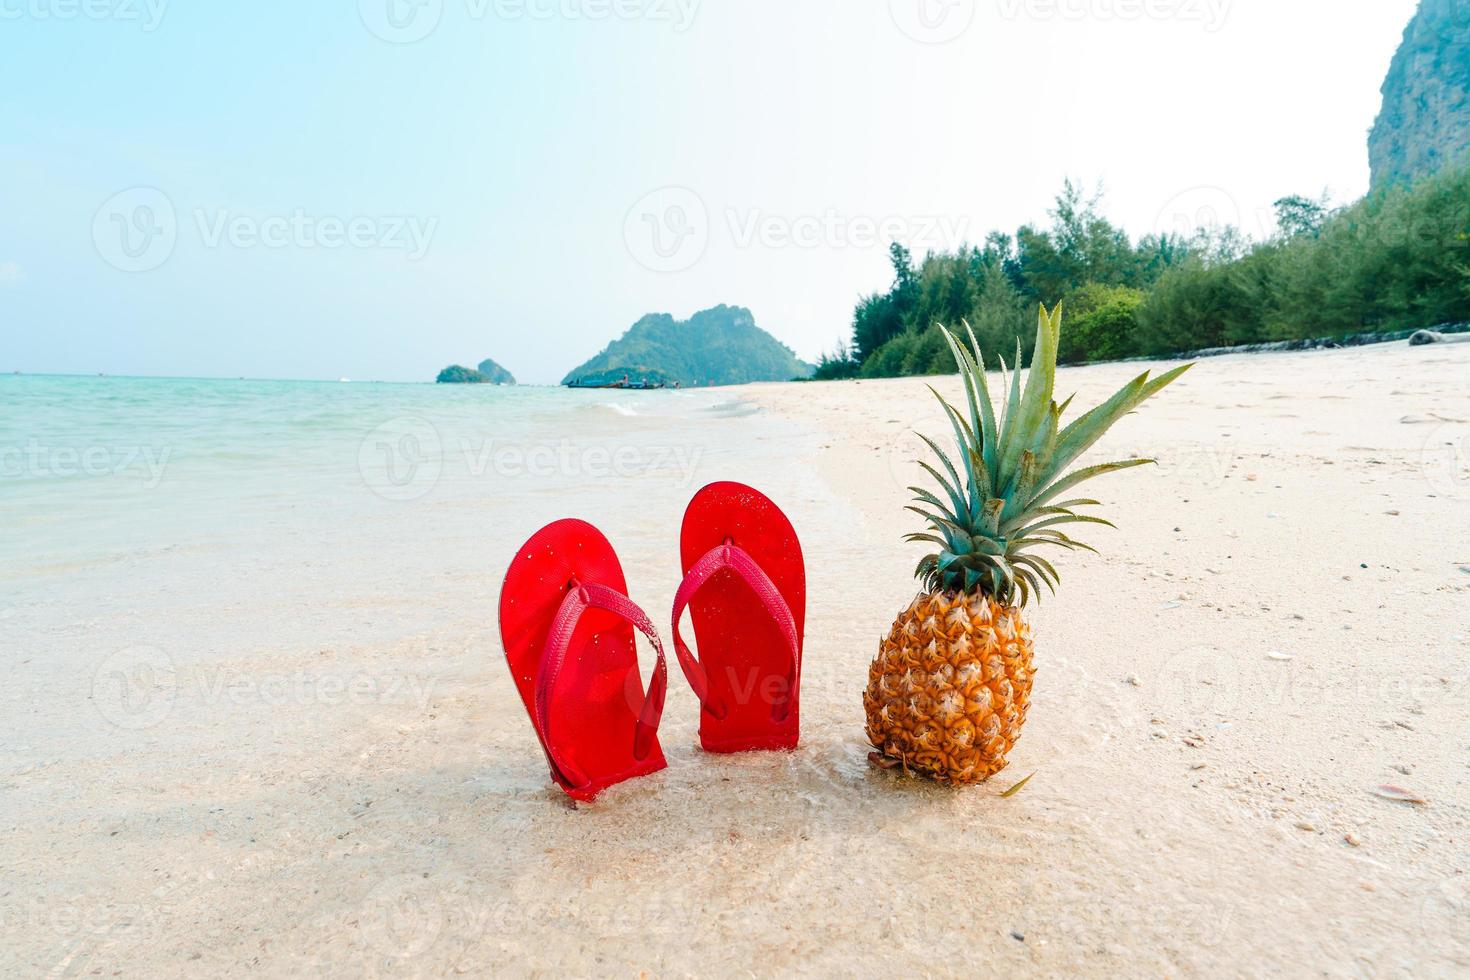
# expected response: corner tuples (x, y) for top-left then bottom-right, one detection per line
(703, 399), (760, 418)
(597, 402), (639, 417)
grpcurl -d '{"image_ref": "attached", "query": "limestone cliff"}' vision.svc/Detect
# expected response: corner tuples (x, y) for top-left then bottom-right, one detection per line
(1370, 0), (1470, 187)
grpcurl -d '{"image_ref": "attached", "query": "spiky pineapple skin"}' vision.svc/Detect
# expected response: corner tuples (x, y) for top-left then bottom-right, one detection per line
(864, 592), (1033, 784)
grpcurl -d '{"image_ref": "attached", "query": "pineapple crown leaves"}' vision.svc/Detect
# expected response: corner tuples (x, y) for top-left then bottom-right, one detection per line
(908, 302), (1192, 607)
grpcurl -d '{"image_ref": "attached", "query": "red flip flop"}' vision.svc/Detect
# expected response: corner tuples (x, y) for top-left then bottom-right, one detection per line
(672, 482), (805, 753)
(499, 519), (668, 802)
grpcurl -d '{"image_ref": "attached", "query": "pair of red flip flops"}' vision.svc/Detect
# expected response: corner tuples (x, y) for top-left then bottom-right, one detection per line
(498, 482), (805, 802)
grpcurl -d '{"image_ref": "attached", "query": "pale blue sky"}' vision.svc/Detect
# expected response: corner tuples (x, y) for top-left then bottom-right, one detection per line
(1, 0), (1419, 383)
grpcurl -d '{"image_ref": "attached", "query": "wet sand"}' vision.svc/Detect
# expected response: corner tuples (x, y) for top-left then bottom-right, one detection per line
(5, 341), (1469, 975)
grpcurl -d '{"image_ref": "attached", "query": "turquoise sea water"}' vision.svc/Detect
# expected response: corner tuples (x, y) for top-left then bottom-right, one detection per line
(1, 374), (740, 568)
(1, 374), (830, 658)
(2, 371), (852, 758)
(4, 372), (843, 757)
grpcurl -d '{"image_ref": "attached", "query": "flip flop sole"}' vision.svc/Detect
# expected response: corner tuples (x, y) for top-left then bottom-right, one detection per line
(679, 483), (806, 753)
(500, 519), (667, 800)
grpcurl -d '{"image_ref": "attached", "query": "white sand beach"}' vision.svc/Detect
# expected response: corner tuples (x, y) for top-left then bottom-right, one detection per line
(5, 341), (1470, 976)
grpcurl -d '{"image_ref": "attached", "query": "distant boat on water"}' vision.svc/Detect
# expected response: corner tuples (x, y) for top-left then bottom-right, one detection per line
(564, 372), (673, 391)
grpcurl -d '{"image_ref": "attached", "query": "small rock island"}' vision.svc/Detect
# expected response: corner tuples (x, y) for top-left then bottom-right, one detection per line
(435, 357), (516, 385)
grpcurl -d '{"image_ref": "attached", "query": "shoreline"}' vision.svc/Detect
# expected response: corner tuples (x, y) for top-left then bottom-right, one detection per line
(6, 341), (1469, 975)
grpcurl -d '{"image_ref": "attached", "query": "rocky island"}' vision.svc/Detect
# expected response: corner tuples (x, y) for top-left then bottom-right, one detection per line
(435, 357), (516, 385)
(562, 305), (812, 388)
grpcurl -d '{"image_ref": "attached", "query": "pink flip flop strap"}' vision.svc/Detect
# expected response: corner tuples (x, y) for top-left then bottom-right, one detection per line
(535, 581), (668, 790)
(671, 542), (801, 723)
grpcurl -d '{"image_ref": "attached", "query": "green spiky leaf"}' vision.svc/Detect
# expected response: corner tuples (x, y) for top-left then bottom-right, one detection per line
(908, 303), (1191, 606)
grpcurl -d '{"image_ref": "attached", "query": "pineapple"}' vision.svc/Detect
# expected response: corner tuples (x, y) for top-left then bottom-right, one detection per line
(864, 304), (1190, 783)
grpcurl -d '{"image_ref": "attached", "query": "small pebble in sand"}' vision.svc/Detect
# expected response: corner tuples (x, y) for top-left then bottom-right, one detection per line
(1125, 675), (1141, 687)
(1011, 931), (1025, 942)
(1385, 510), (1400, 516)
(1296, 821), (1316, 832)
(1343, 834), (1361, 847)
(1267, 651), (1293, 661)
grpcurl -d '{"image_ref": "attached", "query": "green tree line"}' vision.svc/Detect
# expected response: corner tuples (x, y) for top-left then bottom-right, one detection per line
(814, 167), (1470, 379)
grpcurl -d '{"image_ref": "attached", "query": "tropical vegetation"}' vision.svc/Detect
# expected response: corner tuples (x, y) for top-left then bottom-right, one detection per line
(816, 166), (1470, 378)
